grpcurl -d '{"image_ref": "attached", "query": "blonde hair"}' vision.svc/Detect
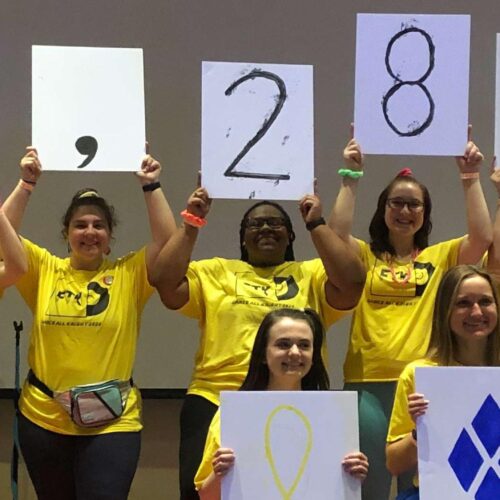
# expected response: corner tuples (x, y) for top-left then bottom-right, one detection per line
(426, 265), (500, 366)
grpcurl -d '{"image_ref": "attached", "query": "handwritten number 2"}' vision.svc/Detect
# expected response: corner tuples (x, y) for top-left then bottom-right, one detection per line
(224, 69), (289, 180)
(382, 27), (435, 137)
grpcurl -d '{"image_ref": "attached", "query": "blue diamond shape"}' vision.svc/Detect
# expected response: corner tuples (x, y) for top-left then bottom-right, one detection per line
(472, 394), (500, 459)
(449, 429), (484, 491)
(475, 467), (500, 500)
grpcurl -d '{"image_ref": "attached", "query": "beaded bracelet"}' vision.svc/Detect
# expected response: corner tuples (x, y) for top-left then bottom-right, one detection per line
(338, 168), (364, 179)
(18, 179), (34, 192)
(181, 209), (207, 228)
(460, 172), (479, 180)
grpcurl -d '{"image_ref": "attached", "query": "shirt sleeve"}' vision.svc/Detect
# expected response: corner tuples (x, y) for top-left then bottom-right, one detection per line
(194, 410), (221, 491)
(15, 238), (45, 311)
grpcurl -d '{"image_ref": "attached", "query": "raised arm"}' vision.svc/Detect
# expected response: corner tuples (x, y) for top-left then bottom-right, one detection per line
(299, 193), (365, 310)
(149, 188), (211, 310)
(487, 160), (500, 281)
(135, 151), (177, 281)
(328, 126), (363, 255)
(2, 147), (42, 231)
(0, 206), (27, 287)
(456, 127), (492, 264)
(386, 392), (428, 476)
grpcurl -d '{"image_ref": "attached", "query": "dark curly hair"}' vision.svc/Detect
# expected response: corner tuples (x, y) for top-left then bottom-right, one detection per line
(369, 173), (432, 258)
(61, 188), (117, 238)
(239, 201), (295, 262)
(240, 308), (330, 391)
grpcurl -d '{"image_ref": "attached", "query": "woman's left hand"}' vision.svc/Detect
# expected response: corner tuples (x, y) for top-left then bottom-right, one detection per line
(299, 193), (322, 223)
(456, 125), (483, 172)
(342, 452), (369, 481)
(408, 392), (429, 422)
(137, 153), (162, 185)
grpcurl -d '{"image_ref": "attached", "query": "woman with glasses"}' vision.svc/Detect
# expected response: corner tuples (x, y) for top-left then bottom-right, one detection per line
(151, 189), (366, 499)
(328, 127), (491, 500)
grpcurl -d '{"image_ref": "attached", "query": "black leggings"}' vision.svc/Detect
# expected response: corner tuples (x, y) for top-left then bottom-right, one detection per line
(179, 395), (218, 500)
(18, 412), (141, 500)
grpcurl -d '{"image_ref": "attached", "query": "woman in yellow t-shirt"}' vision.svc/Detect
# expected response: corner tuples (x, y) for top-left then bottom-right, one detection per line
(2, 147), (176, 500)
(195, 308), (369, 500)
(329, 127), (492, 500)
(151, 188), (366, 499)
(386, 265), (500, 500)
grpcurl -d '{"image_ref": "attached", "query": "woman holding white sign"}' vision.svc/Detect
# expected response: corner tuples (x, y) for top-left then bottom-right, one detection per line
(151, 188), (366, 499)
(195, 307), (369, 499)
(386, 265), (500, 500)
(329, 127), (491, 500)
(2, 147), (176, 500)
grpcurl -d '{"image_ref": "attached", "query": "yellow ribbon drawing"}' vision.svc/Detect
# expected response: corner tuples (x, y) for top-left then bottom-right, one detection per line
(264, 405), (313, 499)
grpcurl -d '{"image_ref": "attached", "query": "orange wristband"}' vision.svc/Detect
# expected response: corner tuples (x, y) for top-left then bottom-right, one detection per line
(180, 210), (207, 228)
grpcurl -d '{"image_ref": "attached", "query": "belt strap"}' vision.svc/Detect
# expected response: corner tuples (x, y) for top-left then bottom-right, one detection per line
(27, 370), (134, 398)
(27, 370), (54, 398)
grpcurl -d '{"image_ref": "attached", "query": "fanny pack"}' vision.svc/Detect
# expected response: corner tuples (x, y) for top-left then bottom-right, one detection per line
(27, 370), (132, 428)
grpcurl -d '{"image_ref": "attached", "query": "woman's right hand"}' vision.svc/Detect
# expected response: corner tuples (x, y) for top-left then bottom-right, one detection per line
(408, 392), (429, 422)
(20, 147), (42, 183)
(343, 125), (363, 171)
(211, 447), (235, 477)
(186, 187), (211, 219)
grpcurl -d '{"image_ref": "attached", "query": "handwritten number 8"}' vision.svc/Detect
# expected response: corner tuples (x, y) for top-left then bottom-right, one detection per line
(382, 27), (435, 137)
(224, 69), (290, 180)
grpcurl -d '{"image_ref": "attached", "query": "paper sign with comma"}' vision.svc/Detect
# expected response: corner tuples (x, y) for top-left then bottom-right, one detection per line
(32, 45), (146, 171)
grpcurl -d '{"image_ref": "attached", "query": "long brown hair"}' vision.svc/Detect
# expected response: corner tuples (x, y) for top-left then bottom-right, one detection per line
(426, 265), (500, 366)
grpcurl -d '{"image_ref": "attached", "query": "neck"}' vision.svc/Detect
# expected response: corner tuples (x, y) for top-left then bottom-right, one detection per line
(388, 235), (415, 259)
(70, 255), (103, 271)
(267, 378), (301, 391)
(454, 340), (488, 366)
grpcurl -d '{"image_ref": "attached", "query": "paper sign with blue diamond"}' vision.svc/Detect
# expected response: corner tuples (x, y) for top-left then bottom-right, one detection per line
(416, 367), (500, 499)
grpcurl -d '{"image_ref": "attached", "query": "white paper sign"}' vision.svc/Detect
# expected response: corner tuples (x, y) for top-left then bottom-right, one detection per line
(416, 367), (500, 499)
(354, 14), (470, 155)
(494, 35), (500, 160)
(32, 45), (146, 171)
(202, 61), (314, 200)
(220, 391), (361, 500)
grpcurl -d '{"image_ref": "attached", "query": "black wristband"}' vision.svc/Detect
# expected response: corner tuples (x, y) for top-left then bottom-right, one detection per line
(142, 181), (161, 193)
(305, 217), (326, 231)
(412, 428), (417, 441)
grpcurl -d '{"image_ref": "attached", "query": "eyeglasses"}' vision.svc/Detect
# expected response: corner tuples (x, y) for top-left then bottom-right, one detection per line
(245, 217), (286, 230)
(386, 197), (424, 212)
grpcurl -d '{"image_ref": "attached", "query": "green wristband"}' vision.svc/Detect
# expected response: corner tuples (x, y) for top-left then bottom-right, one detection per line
(338, 168), (363, 179)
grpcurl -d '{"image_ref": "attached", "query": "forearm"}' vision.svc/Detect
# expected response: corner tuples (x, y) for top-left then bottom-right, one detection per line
(149, 224), (198, 289)
(328, 178), (359, 243)
(143, 186), (177, 256)
(460, 177), (492, 263)
(487, 203), (500, 280)
(2, 182), (32, 232)
(310, 225), (365, 308)
(0, 210), (27, 285)
(386, 434), (418, 476)
(198, 472), (221, 500)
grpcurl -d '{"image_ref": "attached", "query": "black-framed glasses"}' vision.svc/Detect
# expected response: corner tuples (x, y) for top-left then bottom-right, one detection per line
(245, 216), (286, 230)
(386, 197), (424, 212)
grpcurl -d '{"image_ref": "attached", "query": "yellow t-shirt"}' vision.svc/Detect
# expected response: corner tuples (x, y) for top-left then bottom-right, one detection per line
(16, 238), (154, 435)
(194, 409), (221, 490)
(344, 238), (462, 382)
(180, 258), (346, 405)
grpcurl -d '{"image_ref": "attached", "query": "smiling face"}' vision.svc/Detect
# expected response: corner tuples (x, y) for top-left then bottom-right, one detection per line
(450, 275), (498, 349)
(265, 317), (314, 390)
(384, 180), (425, 240)
(67, 206), (111, 270)
(243, 204), (291, 267)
